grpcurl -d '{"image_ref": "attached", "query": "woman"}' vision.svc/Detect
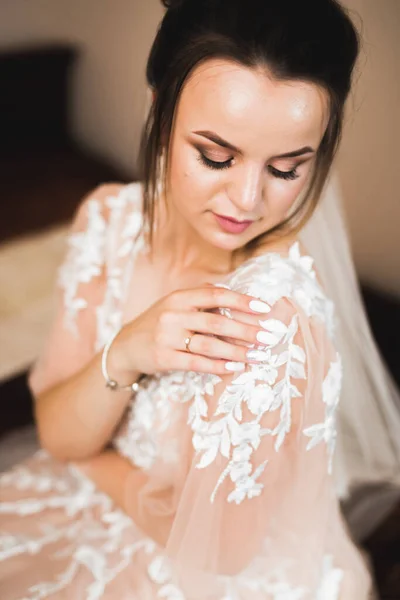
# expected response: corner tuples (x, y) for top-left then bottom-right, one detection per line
(0, 0), (378, 597)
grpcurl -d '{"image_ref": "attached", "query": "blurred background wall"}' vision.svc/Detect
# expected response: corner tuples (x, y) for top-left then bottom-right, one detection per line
(0, 0), (163, 179)
(337, 0), (400, 297)
(0, 0), (399, 296)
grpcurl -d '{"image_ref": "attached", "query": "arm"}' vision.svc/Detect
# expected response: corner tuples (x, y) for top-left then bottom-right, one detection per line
(73, 449), (173, 547)
(30, 183), (140, 461)
(73, 449), (142, 502)
(34, 349), (140, 462)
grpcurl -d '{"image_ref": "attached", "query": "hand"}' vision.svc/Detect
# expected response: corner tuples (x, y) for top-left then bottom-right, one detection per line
(110, 285), (271, 376)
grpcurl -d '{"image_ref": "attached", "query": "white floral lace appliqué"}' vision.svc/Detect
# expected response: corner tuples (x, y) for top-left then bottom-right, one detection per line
(189, 313), (306, 505)
(303, 353), (343, 473)
(58, 199), (107, 336)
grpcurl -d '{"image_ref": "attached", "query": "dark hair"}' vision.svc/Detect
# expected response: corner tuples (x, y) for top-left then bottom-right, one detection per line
(139, 0), (360, 263)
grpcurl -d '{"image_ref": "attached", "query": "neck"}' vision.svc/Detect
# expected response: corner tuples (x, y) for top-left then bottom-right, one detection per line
(149, 197), (233, 277)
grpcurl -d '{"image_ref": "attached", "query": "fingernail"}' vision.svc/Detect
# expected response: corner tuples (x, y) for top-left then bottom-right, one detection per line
(246, 349), (268, 362)
(249, 300), (271, 313)
(225, 361), (246, 372)
(256, 330), (276, 345)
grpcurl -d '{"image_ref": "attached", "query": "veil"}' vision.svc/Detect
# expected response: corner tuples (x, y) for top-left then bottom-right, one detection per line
(300, 172), (400, 540)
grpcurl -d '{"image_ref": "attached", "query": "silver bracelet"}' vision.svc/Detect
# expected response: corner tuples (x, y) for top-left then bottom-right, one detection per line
(101, 326), (139, 393)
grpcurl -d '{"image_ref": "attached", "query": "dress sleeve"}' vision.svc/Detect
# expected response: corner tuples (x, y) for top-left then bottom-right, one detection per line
(27, 183), (124, 398)
(163, 294), (342, 589)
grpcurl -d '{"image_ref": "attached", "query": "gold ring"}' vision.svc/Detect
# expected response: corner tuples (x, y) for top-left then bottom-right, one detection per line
(184, 333), (194, 352)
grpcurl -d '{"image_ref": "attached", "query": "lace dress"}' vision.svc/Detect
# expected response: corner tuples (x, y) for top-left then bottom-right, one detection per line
(0, 183), (374, 599)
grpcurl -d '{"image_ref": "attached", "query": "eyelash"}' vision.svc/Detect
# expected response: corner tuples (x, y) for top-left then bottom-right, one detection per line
(197, 153), (300, 181)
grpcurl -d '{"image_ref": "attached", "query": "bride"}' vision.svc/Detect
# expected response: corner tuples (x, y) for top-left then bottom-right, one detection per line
(2, 0), (396, 597)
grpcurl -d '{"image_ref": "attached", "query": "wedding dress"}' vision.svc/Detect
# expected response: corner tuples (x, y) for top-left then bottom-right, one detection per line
(0, 182), (374, 599)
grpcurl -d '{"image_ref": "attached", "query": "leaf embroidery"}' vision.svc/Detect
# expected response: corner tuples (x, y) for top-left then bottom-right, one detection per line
(303, 354), (342, 473)
(191, 314), (307, 504)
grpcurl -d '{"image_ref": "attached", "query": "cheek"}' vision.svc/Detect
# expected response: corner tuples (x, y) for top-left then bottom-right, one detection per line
(267, 178), (305, 217)
(168, 145), (198, 216)
(168, 145), (218, 211)
(169, 143), (191, 190)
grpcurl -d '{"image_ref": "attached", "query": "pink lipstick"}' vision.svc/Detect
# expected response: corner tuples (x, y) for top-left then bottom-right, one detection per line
(214, 213), (253, 234)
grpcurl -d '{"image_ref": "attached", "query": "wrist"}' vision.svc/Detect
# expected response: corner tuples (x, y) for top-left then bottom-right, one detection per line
(103, 326), (141, 388)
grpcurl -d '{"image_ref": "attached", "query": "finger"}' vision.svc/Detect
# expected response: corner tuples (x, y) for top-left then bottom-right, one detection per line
(180, 311), (259, 345)
(182, 332), (248, 363)
(169, 350), (244, 376)
(170, 286), (271, 315)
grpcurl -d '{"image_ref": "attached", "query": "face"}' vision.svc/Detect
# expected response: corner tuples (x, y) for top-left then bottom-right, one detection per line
(165, 59), (329, 252)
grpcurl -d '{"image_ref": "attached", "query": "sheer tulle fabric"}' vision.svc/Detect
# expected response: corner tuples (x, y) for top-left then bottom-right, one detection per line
(0, 184), (374, 598)
(300, 174), (400, 540)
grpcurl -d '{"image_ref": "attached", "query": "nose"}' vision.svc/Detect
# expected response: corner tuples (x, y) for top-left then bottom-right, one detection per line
(228, 163), (263, 214)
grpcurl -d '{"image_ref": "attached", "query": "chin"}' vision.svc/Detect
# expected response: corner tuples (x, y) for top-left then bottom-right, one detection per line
(201, 228), (254, 252)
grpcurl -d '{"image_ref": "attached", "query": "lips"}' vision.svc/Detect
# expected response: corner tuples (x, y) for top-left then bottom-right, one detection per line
(214, 213), (254, 234)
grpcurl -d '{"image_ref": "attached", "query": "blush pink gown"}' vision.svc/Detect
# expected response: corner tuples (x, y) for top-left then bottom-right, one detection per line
(0, 183), (375, 599)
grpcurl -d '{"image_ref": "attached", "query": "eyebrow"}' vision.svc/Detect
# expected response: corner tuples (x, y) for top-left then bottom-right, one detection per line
(193, 130), (315, 159)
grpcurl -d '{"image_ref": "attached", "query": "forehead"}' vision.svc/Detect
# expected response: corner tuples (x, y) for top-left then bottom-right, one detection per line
(175, 59), (329, 153)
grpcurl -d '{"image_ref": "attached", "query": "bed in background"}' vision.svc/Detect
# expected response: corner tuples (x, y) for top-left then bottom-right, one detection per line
(0, 43), (129, 444)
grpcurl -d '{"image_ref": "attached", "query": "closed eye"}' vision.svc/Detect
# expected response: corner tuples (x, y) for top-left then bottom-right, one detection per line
(197, 153), (232, 171)
(198, 152), (300, 181)
(268, 165), (299, 181)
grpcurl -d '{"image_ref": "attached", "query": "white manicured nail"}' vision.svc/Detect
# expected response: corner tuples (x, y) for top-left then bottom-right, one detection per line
(246, 349), (268, 362)
(256, 330), (276, 345)
(213, 283), (231, 289)
(225, 362), (246, 372)
(249, 300), (271, 313)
